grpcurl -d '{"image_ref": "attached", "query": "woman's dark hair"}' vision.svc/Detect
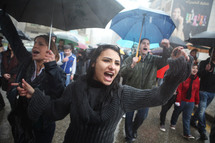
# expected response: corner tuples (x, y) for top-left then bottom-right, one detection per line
(86, 44), (121, 89)
(192, 63), (198, 67)
(34, 35), (59, 61)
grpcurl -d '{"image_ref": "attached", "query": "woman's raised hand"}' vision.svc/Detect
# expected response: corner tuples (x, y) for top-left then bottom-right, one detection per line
(171, 46), (189, 61)
(17, 79), (35, 98)
(44, 50), (56, 63)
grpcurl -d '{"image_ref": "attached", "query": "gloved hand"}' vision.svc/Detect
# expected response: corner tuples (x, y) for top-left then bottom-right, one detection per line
(175, 102), (180, 106)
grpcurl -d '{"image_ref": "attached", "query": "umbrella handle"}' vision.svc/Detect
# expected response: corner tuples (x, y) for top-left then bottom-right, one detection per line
(136, 44), (141, 63)
(136, 14), (146, 63)
(137, 56), (141, 63)
(136, 33), (142, 63)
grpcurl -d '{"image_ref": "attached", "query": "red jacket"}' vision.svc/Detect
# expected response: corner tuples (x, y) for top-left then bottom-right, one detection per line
(176, 75), (200, 105)
(157, 64), (169, 79)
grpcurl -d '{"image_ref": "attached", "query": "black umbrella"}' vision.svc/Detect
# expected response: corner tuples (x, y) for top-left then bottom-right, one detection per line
(187, 31), (215, 63)
(187, 31), (215, 48)
(0, 27), (31, 40)
(0, 0), (123, 30)
(16, 29), (31, 40)
(169, 36), (187, 48)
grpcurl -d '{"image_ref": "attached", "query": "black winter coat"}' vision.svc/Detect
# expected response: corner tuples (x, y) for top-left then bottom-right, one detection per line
(28, 56), (193, 143)
(197, 58), (215, 93)
(0, 11), (66, 143)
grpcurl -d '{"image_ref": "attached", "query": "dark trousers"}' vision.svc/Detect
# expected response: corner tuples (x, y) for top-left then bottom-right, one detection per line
(34, 122), (56, 143)
(160, 95), (176, 125)
(125, 108), (149, 141)
(191, 91), (215, 134)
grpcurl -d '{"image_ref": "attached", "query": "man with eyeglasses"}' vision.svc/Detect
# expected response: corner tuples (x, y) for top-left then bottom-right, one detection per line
(121, 38), (172, 143)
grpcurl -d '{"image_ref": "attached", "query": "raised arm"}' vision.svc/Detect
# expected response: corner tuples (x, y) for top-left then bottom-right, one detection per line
(0, 10), (31, 62)
(155, 39), (173, 69)
(121, 55), (136, 79)
(122, 47), (192, 112)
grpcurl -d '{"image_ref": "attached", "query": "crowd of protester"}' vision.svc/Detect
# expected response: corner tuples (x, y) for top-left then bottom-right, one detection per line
(0, 9), (215, 143)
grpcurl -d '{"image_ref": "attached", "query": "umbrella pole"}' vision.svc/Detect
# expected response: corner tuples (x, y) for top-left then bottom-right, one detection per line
(48, 24), (53, 50)
(136, 14), (146, 62)
(135, 23), (144, 57)
(48, 1), (56, 50)
(136, 14), (146, 57)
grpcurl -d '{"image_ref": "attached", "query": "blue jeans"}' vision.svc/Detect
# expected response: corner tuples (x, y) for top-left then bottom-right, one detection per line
(191, 91), (215, 134)
(125, 108), (149, 141)
(65, 74), (71, 86)
(171, 101), (194, 135)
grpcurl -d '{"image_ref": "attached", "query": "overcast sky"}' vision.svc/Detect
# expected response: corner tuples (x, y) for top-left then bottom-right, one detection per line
(117, 0), (151, 9)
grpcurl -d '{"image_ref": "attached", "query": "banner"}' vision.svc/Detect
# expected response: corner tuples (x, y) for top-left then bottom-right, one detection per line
(171, 0), (213, 40)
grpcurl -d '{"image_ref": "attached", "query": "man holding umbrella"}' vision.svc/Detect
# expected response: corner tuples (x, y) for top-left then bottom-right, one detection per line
(121, 38), (172, 142)
(191, 47), (215, 140)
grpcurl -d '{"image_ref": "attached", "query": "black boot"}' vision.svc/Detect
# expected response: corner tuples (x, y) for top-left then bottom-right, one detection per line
(200, 133), (208, 140)
(190, 116), (198, 128)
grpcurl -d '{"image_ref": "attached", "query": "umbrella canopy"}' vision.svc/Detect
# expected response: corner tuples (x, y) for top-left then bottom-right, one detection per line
(54, 32), (79, 45)
(151, 47), (163, 55)
(0, 27), (31, 40)
(110, 7), (175, 44)
(117, 39), (159, 50)
(169, 36), (186, 48)
(76, 42), (88, 50)
(16, 29), (31, 40)
(187, 31), (215, 48)
(0, 0), (123, 30)
(117, 39), (137, 48)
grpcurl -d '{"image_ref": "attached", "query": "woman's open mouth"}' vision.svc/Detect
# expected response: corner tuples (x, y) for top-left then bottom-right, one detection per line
(104, 72), (114, 82)
(32, 50), (40, 55)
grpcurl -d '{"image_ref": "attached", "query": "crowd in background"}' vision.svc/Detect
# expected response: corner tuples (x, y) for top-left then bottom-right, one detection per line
(0, 10), (215, 143)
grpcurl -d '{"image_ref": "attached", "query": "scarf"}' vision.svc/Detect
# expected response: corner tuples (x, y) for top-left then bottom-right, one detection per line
(74, 76), (120, 124)
(186, 75), (197, 100)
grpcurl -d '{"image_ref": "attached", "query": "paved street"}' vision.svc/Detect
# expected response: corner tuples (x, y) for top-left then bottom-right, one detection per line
(0, 88), (213, 143)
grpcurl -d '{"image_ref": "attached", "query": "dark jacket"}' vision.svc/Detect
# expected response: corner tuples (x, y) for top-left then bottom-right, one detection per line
(121, 47), (172, 89)
(28, 56), (192, 143)
(1, 50), (19, 92)
(0, 11), (66, 101)
(197, 58), (215, 93)
(0, 11), (66, 143)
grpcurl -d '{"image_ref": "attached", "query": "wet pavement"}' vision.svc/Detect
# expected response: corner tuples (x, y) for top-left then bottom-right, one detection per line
(0, 89), (13, 143)
(0, 88), (214, 143)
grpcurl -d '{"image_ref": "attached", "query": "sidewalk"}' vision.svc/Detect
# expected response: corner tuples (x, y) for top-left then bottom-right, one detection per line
(203, 98), (215, 122)
(0, 88), (214, 143)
